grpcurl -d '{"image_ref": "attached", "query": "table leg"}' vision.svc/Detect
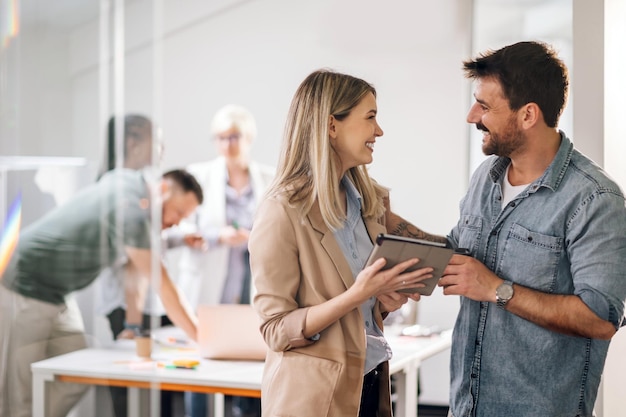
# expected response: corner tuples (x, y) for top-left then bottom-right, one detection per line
(395, 362), (419, 417)
(405, 362), (419, 417)
(32, 373), (53, 417)
(128, 387), (140, 416)
(213, 393), (225, 417)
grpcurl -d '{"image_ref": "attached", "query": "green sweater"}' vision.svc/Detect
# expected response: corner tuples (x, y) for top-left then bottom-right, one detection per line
(2, 169), (151, 304)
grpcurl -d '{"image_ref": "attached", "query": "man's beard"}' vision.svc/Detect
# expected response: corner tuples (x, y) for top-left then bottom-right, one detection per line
(478, 117), (524, 157)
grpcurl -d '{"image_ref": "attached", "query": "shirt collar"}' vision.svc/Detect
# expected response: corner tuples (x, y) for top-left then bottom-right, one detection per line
(341, 175), (363, 225)
(489, 130), (573, 193)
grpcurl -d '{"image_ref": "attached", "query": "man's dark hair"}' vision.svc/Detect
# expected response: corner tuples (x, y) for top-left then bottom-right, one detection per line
(463, 41), (569, 128)
(105, 114), (153, 172)
(163, 169), (204, 204)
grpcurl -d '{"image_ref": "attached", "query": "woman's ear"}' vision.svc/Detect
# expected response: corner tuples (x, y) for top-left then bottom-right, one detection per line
(328, 115), (338, 140)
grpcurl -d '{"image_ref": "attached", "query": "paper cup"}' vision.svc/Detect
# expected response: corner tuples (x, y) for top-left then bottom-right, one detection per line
(135, 336), (152, 358)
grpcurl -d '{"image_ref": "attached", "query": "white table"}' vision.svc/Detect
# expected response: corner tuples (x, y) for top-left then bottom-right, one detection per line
(31, 329), (451, 417)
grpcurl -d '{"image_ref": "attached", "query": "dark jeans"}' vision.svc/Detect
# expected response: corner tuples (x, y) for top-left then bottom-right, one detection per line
(107, 308), (181, 417)
(359, 365), (382, 417)
(187, 393), (261, 417)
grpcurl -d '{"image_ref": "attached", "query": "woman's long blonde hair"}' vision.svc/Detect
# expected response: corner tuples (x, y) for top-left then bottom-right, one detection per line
(267, 69), (387, 230)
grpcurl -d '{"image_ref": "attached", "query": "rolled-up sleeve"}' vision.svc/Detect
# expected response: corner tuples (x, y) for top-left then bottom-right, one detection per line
(570, 191), (626, 328)
(249, 197), (317, 351)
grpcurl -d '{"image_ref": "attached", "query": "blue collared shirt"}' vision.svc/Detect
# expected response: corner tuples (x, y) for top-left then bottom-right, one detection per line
(220, 181), (255, 304)
(333, 176), (392, 375)
(447, 132), (626, 417)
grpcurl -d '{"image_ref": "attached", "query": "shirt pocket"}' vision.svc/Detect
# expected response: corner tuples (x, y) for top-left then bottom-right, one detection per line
(457, 215), (483, 254)
(498, 223), (563, 292)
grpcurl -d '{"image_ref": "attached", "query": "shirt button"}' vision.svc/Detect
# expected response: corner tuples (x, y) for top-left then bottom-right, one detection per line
(509, 202), (516, 207)
(491, 230), (497, 236)
(365, 321), (370, 327)
(470, 373), (478, 379)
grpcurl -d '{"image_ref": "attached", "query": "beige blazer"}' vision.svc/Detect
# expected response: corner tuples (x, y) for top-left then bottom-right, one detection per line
(250, 194), (393, 417)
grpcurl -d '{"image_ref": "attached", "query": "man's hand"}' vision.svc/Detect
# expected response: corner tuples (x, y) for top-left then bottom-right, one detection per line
(117, 328), (137, 340)
(183, 233), (207, 250)
(438, 254), (502, 302)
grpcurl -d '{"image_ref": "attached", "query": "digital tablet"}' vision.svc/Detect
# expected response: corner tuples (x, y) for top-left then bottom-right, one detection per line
(364, 233), (454, 296)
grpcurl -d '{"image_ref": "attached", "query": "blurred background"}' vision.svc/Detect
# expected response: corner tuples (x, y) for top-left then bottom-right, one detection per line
(1, 0), (624, 416)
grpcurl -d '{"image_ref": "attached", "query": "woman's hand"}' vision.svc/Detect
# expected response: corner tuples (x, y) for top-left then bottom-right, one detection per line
(353, 257), (433, 301)
(377, 286), (422, 313)
(218, 226), (250, 247)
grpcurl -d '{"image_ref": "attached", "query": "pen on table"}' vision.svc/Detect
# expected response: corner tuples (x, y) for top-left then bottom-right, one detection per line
(167, 337), (188, 344)
(157, 362), (197, 370)
(164, 365), (197, 370)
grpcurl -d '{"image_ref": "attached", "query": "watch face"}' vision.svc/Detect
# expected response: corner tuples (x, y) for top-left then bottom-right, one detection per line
(497, 282), (514, 300)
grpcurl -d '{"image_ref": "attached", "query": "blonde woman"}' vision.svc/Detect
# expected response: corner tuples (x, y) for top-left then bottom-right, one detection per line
(249, 69), (443, 417)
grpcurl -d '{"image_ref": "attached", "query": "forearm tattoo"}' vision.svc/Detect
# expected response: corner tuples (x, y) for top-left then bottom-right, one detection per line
(390, 220), (448, 244)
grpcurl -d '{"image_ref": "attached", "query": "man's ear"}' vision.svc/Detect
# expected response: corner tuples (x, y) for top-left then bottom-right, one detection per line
(160, 179), (172, 200)
(520, 102), (540, 129)
(329, 115), (338, 140)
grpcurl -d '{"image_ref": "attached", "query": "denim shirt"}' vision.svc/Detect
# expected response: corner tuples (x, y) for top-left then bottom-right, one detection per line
(447, 132), (626, 417)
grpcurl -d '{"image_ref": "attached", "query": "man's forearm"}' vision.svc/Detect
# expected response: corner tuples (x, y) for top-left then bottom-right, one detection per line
(123, 264), (148, 328)
(158, 265), (198, 341)
(125, 246), (198, 341)
(506, 284), (616, 340)
(386, 210), (447, 244)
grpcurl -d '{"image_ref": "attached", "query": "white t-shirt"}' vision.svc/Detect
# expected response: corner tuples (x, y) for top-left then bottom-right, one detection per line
(501, 163), (530, 209)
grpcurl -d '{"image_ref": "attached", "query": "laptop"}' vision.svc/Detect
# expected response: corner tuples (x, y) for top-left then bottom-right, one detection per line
(197, 304), (267, 361)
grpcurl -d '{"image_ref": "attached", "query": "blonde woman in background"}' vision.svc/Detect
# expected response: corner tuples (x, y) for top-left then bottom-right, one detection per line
(249, 69), (444, 417)
(165, 104), (274, 417)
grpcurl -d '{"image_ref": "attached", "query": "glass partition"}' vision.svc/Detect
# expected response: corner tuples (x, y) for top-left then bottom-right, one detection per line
(1, 1), (168, 415)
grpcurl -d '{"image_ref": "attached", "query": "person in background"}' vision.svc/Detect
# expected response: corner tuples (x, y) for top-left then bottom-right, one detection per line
(97, 114), (170, 342)
(249, 69), (443, 417)
(439, 41), (626, 417)
(96, 114), (184, 417)
(164, 104), (274, 417)
(97, 114), (157, 179)
(0, 168), (202, 417)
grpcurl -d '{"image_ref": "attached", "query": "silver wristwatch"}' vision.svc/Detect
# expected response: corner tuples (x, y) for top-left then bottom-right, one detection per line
(496, 280), (514, 309)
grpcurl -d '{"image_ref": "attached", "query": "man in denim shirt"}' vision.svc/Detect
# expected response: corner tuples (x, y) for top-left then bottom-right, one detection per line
(439, 41), (626, 417)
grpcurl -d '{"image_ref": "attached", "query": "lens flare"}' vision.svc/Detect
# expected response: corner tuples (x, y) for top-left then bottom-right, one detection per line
(1, 0), (20, 49)
(0, 193), (21, 278)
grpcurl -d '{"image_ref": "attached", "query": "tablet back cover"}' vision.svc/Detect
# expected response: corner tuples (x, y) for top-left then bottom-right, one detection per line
(364, 234), (453, 295)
